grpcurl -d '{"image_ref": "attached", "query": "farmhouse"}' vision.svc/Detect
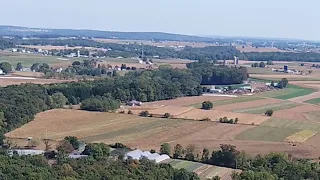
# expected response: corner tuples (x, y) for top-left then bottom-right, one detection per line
(125, 149), (170, 163)
(126, 100), (142, 106)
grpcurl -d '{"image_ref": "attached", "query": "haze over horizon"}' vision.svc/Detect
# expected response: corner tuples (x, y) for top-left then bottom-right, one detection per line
(1, 0), (319, 41)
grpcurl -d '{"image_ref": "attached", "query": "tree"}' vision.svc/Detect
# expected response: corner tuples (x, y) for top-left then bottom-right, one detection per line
(72, 61), (81, 66)
(42, 139), (52, 151)
(51, 92), (68, 108)
(80, 96), (120, 112)
(259, 62), (266, 68)
(128, 110), (133, 115)
(173, 144), (184, 158)
(279, 78), (289, 88)
(185, 144), (196, 161)
(15, 62), (23, 71)
(57, 140), (74, 154)
(265, 109), (274, 116)
(150, 149), (156, 153)
(202, 101), (213, 110)
(160, 143), (171, 155)
(64, 136), (80, 150)
(139, 110), (149, 117)
(201, 148), (210, 162)
(164, 113), (172, 118)
(82, 143), (110, 159)
(266, 60), (274, 65)
(0, 62), (12, 73)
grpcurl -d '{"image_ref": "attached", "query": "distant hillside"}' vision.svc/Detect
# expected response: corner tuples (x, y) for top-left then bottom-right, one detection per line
(0, 25), (213, 42)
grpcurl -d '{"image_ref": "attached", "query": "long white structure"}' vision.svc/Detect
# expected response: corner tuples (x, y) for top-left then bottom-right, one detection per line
(125, 149), (170, 163)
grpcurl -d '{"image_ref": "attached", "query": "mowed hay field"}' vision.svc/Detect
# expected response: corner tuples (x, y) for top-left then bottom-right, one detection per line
(164, 159), (238, 180)
(0, 77), (75, 87)
(236, 118), (320, 143)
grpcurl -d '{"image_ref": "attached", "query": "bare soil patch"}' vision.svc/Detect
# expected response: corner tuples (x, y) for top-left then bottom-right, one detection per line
(273, 105), (320, 121)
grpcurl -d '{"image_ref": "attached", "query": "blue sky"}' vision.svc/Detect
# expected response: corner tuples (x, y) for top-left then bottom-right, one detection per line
(1, 0), (319, 40)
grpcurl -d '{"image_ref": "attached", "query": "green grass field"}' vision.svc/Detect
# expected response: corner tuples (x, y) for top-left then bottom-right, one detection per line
(166, 159), (235, 180)
(236, 118), (320, 142)
(260, 85), (316, 100)
(304, 98), (320, 105)
(189, 96), (264, 108)
(0, 53), (73, 67)
(233, 102), (300, 114)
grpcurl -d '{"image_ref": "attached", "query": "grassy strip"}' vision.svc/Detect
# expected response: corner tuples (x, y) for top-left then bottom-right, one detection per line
(189, 96), (264, 108)
(304, 98), (320, 105)
(259, 84), (316, 100)
(284, 130), (318, 143)
(233, 102), (300, 114)
(261, 118), (320, 131)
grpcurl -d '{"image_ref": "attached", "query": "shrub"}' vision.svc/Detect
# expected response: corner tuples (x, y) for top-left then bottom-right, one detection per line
(201, 117), (211, 122)
(164, 113), (172, 118)
(128, 110), (133, 115)
(265, 109), (274, 116)
(150, 149), (156, 153)
(139, 110), (149, 117)
(202, 101), (213, 110)
(119, 110), (125, 114)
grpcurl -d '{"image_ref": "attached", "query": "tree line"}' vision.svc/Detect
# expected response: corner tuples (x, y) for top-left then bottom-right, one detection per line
(158, 143), (320, 180)
(244, 52), (320, 62)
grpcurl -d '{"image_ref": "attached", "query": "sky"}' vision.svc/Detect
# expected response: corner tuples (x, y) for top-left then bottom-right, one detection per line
(1, 0), (319, 40)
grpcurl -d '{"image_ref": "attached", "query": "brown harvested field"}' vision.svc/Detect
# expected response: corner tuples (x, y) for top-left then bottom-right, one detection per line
(176, 109), (270, 125)
(146, 106), (194, 116)
(11, 71), (44, 78)
(273, 105), (320, 121)
(6, 109), (320, 159)
(214, 98), (282, 111)
(143, 96), (233, 107)
(0, 77), (75, 87)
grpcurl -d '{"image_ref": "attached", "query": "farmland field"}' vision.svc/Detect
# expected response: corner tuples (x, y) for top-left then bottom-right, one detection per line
(6, 109), (320, 159)
(232, 102), (300, 114)
(236, 118), (320, 142)
(164, 159), (238, 180)
(259, 85), (316, 100)
(304, 97), (320, 104)
(189, 96), (263, 108)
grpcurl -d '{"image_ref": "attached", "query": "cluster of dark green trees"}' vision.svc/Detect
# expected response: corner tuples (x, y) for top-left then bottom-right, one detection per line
(0, 150), (199, 180)
(244, 52), (320, 62)
(160, 143), (320, 180)
(0, 39), (15, 50)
